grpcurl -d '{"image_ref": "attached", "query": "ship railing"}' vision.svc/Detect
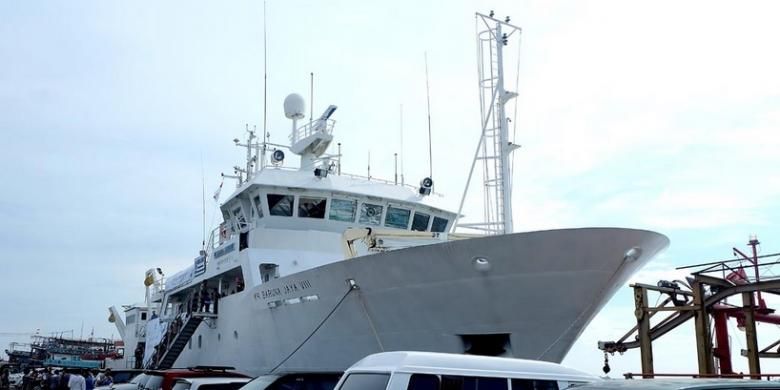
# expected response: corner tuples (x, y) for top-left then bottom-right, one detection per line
(256, 150), (439, 195)
(679, 252), (780, 283)
(289, 119), (336, 144)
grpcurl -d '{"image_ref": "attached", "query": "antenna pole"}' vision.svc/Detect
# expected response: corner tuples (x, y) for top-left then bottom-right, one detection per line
(494, 21), (513, 233)
(400, 104), (404, 185)
(253, 125), (259, 173)
(337, 142), (342, 175)
(424, 52), (433, 181)
(262, 0), (268, 158)
(201, 153), (206, 249)
(310, 72), (314, 126)
(367, 150), (371, 180)
(394, 153), (398, 185)
(245, 124), (254, 177)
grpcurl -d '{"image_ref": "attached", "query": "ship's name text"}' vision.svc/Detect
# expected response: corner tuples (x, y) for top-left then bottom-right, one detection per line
(255, 279), (313, 300)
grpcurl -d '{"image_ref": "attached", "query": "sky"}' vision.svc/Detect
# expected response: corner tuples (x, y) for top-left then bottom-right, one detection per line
(1, 0), (780, 378)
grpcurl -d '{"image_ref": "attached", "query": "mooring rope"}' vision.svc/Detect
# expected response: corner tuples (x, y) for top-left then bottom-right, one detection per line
(269, 283), (358, 373)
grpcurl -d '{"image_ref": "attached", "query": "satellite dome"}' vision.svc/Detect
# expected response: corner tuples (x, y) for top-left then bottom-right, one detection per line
(283, 93), (306, 119)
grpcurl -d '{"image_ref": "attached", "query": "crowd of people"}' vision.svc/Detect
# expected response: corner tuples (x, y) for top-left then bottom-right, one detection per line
(0, 367), (114, 390)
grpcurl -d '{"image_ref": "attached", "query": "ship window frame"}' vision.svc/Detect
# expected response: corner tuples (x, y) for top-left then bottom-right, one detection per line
(384, 205), (412, 229)
(411, 211), (431, 232)
(431, 216), (449, 233)
(358, 202), (384, 226)
(267, 194), (295, 217)
(259, 263), (280, 283)
(329, 198), (358, 222)
(298, 196), (327, 219)
(251, 194), (264, 219)
(231, 204), (248, 231)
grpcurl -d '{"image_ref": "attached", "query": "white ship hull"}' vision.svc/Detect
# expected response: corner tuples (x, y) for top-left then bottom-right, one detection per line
(171, 227), (668, 375)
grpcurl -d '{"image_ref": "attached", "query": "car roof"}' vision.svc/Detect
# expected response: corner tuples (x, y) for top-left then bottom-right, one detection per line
(346, 352), (595, 382)
(146, 369), (246, 378)
(175, 378), (251, 386)
(572, 379), (780, 390)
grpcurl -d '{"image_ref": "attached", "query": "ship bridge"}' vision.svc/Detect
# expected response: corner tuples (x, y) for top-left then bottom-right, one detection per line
(218, 168), (456, 238)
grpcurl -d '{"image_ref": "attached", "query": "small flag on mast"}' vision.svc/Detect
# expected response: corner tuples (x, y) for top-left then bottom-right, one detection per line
(213, 180), (224, 202)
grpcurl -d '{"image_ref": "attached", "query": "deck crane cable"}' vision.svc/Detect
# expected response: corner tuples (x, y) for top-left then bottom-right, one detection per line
(268, 283), (358, 373)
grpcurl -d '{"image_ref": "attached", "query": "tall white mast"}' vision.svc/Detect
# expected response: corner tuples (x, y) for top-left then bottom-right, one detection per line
(455, 12), (521, 235)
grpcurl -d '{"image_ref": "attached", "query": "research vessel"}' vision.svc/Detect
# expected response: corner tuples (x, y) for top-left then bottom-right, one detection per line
(107, 12), (669, 375)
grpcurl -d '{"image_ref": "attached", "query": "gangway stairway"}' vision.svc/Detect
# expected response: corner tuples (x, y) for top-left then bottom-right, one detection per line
(154, 313), (212, 369)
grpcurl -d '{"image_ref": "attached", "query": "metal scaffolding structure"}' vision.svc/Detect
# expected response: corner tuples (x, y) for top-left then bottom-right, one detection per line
(598, 237), (780, 379)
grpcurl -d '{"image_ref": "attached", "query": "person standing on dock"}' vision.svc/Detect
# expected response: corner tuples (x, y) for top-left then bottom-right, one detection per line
(48, 370), (59, 390)
(58, 370), (70, 390)
(1, 368), (9, 390)
(83, 370), (94, 390)
(67, 370), (85, 390)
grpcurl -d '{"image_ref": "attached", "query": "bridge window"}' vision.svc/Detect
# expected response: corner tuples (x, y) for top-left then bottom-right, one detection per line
(411, 212), (430, 231)
(267, 194), (294, 216)
(359, 203), (383, 225)
(385, 206), (411, 229)
(330, 198), (357, 222)
(298, 197), (327, 219)
(232, 206), (247, 230)
(251, 195), (264, 218)
(431, 216), (449, 233)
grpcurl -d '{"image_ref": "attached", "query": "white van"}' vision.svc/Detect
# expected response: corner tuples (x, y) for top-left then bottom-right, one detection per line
(333, 352), (596, 390)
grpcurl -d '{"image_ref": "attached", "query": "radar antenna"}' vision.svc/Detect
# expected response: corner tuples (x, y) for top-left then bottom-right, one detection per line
(455, 12), (521, 235)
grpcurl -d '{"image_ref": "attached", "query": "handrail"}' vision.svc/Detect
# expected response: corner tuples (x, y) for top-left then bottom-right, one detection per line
(290, 119), (336, 144)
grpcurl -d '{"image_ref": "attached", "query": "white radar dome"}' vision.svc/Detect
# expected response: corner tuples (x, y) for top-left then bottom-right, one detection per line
(283, 93), (306, 119)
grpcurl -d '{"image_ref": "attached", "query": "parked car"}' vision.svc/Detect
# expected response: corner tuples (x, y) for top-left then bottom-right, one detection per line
(238, 373), (342, 390)
(171, 377), (250, 390)
(571, 379), (780, 390)
(143, 367), (249, 390)
(332, 351), (596, 390)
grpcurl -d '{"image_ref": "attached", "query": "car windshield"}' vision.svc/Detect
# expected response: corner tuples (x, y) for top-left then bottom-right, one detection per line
(171, 382), (191, 390)
(144, 375), (164, 390)
(131, 374), (147, 385)
(236, 376), (280, 390)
